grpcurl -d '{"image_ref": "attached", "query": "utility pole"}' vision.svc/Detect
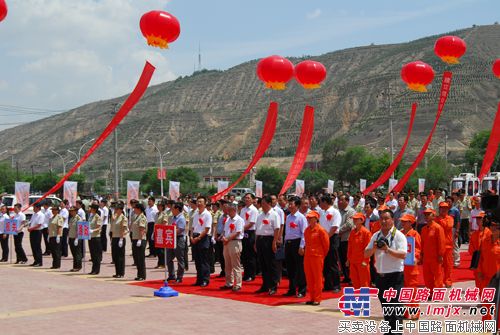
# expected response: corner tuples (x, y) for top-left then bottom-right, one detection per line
(388, 82), (395, 179)
(112, 103), (120, 200)
(444, 126), (448, 164)
(209, 156), (213, 187)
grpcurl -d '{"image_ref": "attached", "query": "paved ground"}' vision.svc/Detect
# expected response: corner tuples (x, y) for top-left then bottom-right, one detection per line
(0, 237), (490, 335)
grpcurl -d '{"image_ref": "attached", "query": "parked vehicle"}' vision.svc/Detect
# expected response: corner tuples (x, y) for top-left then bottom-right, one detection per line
(450, 173), (480, 196)
(25, 195), (62, 220)
(481, 172), (500, 194)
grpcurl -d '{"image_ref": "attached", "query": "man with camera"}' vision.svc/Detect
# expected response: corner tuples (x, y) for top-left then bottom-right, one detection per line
(365, 209), (407, 335)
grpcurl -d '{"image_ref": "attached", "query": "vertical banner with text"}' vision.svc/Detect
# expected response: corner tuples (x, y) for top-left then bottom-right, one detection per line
(63, 181), (78, 207)
(388, 179), (398, 193)
(15, 182), (30, 208)
(217, 181), (229, 193)
(169, 181), (180, 201)
(359, 179), (367, 193)
(418, 179), (426, 194)
(295, 179), (305, 197)
(327, 180), (334, 194)
(255, 180), (263, 198)
(127, 181), (140, 208)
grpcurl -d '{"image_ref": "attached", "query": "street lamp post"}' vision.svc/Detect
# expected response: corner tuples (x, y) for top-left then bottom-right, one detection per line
(474, 162), (478, 177)
(146, 139), (169, 198)
(67, 138), (95, 174)
(51, 150), (68, 175)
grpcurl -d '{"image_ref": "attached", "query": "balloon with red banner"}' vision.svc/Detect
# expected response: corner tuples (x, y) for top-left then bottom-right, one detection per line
(434, 35), (467, 65)
(493, 59), (500, 79)
(0, 0), (7, 22)
(256, 55), (294, 90)
(294, 60), (327, 89)
(140, 10), (180, 49)
(401, 61), (435, 92)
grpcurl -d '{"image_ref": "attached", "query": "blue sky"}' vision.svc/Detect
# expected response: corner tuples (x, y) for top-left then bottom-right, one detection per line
(0, 0), (498, 129)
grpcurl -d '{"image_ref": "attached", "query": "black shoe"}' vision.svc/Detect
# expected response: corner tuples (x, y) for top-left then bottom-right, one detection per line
(341, 278), (351, 283)
(50, 266), (57, 269)
(254, 288), (267, 294)
(146, 254), (155, 258)
(175, 279), (183, 283)
(167, 276), (176, 281)
(132, 263), (136, 266)
(243, 277), (255, 282)
(232, 286), (241, 292)
(200, 282), (209, 287)
(220, 285), (232, 290)
(113, 275), (123, 278)
(306, 301), (314, 305)
(296, 293), (305, 298)
(15, 261), (20, 264)
(43, 252), (50, 256)
(311, 302), (320, 306)
(192, 282), (201, 286)
(88, 272), (96, 275)
(217, 273), (225, 278)
(283, 291), (295, 297)
(30, 263), (37, 266)
(0, 259), (7, 262)
(33, 264), (42, 267)
(69, 268), (79, 272)
(154, 265), (165, 269)
(134, 277), (145, 281)
(268, 288), (277, 295)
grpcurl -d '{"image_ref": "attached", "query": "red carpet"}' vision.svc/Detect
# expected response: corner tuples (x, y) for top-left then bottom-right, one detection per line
(131, 252), (475, 306)
(130, 275), (343, 306)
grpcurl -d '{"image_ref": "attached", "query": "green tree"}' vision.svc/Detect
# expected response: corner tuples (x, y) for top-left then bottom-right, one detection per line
(68, 173), (86, 192)
(167, 167), (200, 195)
(297, 169), (330, 194)
(402, 157), (458, 192)
(32, 172), (58, 193)
(255, 166), (284, 195)
(229, 173), (249, 188)
(93, 179), (106, 194)
(464, 130), (499, 172)
(0, 163), (17, 193)
(140, 169), (160, 195)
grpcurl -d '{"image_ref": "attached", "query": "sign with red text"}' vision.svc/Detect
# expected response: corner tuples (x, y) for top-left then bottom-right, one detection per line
(154, 225), (176, 249)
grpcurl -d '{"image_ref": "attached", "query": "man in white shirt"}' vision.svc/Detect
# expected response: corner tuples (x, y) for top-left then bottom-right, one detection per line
(145, 197), (159, 257)
(220, 202), (244, 291)
(99, 199), (109, 252)
(27, 203), (44, 266)
(254, 195), (281, 295)
(0, 205), (9, 262)
(240, 193), (259, 282)
(386, 192), (398, 211)
(12, 203), (28, 264)
(364, 209), (407, 335)
(190, 196), (212, 287)
(319, 194), (342, 292)
(60, 200), (70, 257)
(41, 200), (53, 255)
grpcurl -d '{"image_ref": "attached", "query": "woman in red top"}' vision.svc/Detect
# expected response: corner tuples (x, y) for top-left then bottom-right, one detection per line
(347, 213), (372, 289)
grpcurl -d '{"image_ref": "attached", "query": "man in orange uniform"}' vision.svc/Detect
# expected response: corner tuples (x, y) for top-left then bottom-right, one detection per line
(435, 202), (454, 287)
(468, 212), (490, 289)
(303, 210), (330, 306)
(400, 214), (421, 320)
(420, 208), (445, 293)
(347, 213), (371, 288)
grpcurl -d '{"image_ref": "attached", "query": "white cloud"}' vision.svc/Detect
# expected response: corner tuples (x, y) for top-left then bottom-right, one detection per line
(306, 8), (322, 20)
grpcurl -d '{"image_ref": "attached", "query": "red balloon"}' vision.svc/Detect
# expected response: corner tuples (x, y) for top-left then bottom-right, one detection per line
(294, 60), (327, 89)
(140, 10), (180, 49)
(493, 59), (500, 79)
(434, 35), (467, 65)
(401, 61), (435, 92)
(0, 0), (7, 22)
(256, 55), (294, 90)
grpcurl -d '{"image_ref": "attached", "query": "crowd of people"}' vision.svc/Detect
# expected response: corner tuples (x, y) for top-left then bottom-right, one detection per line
(0, 189), (498, 322)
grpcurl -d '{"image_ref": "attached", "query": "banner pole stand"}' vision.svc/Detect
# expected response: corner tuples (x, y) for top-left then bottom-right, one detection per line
(83, 240), (86, 274)
(9, 235), (12, 264)
(154, 230), (178, 298)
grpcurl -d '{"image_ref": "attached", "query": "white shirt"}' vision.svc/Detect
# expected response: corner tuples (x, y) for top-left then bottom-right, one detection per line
(42, 207), (53, 228)
(100, 206), (109, 226)
(29, 211), (45, 230)
(386, 199), (398, 211)
(12, 212), (26, 232)
(470, 208), (482, 231)
(77, 208), (86, 221)
(366, 227), (407, 274)
(319, 206), (341, 234)
(255, 209), (280, 236)
(60, 208), (69, 229)
(145, 205), (158, 223)
(192, 208), (212, 235)
(273, 205), (285, 227)
(240, 205), (258, 231)
(224, 214), (244, 240)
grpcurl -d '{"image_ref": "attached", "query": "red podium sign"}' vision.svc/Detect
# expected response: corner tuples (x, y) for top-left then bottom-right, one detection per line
(154, 225), (176, 249)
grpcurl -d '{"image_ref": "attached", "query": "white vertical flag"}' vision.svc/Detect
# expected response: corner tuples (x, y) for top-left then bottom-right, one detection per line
(327, 180), (334, 194)
(127, 181), (140, 208)
(217, 180), (229, 193)
(418, 179), (426, 193)
(15, 182), (30, 208)
(295, 179), (305, 197)
(388, 179), (398, 193)
(169, 181), (180, 201)
(63, 181), (78, 206)
(360, 179), (367, 193)
(255, 180), (263, 198)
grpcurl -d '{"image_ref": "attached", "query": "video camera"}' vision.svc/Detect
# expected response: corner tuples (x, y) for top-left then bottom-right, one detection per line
(376, 237), (389, 248)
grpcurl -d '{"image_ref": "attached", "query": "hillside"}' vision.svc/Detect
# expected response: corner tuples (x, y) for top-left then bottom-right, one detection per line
(1, 24), (499, 179)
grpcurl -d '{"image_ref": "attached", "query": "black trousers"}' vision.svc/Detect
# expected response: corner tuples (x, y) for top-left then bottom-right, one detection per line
(1, 234), (9, 260)
(460, 219), (469, 244)
(208, 237), (215, 273)
(376, 271), (404, 335)
(146, 222), (156, 256)
(192, 234), (210, 284)
(132, 239), (146, 279)
(42, 228), (50, 254)
(242, 230), (256, 279)
(14, 232), (28, 262)
(339, 240), (350, 281)
(323, 234), (341, 290)
(214, 239), (225, 274)
(157, 247), (165, 267)
(88, 237), (102, 274)
(167, 236), (186, 279)
(100, 225), (108, 252)
(69, 238), (82, 270)
(256, 235), (278, 290)
(61, 227), (69, 257)
(285, 238), (306, 294)
(49, 237), (62, 268)
(111, 238), (125, 276)
(30, 230), (43, 265)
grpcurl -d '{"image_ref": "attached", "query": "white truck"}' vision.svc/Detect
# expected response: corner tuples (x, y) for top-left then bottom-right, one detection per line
(450, 173), (480, 196)
(481, 172), (500, 194)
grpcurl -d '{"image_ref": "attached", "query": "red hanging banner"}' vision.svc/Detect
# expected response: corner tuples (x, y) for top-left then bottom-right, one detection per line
(478, 102), (500, 181)
(363, 103), (418, 195)
(391, 71), (453, 194)
(279, 105), (315, 195)
(211, 102), (279, 202)
(26, 61), (156, 210)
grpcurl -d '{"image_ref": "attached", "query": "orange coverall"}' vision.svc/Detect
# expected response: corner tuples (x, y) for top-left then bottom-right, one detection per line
(477, 235), (500, 321)
(421, 221), (445, 292)
(304, 224), (330, 303)
(468, 228), (492, 289)
(347, 226), (372, 288)
(370, 220), (381, 235)
(436, 215), (454, 287)
(404, 228), (421, 319)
